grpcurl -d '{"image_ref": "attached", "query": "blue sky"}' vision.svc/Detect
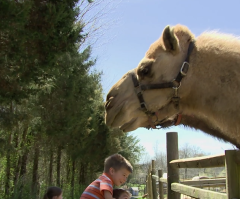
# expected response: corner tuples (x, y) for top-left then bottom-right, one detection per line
(92, 0), (240, 158)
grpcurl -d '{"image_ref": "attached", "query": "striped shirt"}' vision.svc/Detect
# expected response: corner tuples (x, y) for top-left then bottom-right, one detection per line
(80, 173), (114, 199)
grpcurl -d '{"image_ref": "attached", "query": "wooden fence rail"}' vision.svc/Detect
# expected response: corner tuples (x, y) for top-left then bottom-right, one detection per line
(165, 132), (240, 199)
(145, 132), (240, 199)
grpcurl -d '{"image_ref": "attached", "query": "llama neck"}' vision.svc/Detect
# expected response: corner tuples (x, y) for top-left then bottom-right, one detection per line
(180, 114), (240, 148)
(179, 34), (240, 142)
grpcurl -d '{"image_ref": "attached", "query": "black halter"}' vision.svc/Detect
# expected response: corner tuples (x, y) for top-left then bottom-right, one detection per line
(131, 41), (195, 117)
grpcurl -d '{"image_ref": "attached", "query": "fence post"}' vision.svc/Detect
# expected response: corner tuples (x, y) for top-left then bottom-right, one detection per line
(225, 150), (240, 199)
(152, 160), (157, 199)
(147, 165), (153, 199)
(158, 169), (164, 199)
(167, 132), (180, 199)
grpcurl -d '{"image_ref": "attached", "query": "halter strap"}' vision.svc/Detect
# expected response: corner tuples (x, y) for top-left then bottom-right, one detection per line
(175, 41), (195, 83)
(174, 114), (182, 126)
(131, 40), (195, 127)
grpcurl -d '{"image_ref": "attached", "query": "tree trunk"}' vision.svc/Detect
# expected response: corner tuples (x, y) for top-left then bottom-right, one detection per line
(14, 157), (22, 186)
(49, 147), (53, 185)
(89, 163), (94, 181)
(14, 126), (28, 186)
(13, 122), (19, 148)
(32, 144), (40, 197)
(66, 156), (71, 183)
(5, 102), (13, 196)
(79, 162), (85, 184)
(18, 131), (31, 199)
(12, 124), (19, 183)
(71, 159), (75, 199)
(5, 132), (12, 196)
(20, 126), (31, 178)
(56, 146), (62, 187)
(20, 150), (29, 178)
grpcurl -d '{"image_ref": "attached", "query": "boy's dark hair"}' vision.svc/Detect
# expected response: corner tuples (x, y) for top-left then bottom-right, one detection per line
(104, 154), (133, 173)
(43, 186), (62, 199)
(113, 188), (132, 199)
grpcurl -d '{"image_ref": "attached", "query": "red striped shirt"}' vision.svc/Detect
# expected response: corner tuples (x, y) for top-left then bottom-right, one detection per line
(80, 173), (113, 199)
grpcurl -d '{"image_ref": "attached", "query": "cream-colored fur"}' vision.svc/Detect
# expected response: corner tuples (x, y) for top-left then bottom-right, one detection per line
(105, 24), (240, 148)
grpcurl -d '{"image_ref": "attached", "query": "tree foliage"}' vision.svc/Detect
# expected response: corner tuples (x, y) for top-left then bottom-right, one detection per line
(0, 0), (82, 103)
(0, 0), (143, 199)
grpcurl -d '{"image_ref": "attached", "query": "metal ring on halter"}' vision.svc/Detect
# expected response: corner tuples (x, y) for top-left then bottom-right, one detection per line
(172, 79), (181, 90)
(180, 61), (189, 76)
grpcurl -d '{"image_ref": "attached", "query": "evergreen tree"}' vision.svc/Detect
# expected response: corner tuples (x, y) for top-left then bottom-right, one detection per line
(0, 1), (145, 198)
(0, 0), (83, 103)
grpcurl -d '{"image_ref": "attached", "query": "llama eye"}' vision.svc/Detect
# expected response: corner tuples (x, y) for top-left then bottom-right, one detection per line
(142, 67), (149, 75)
(137, 62), (153, 79)
(141, 63), (152, 76)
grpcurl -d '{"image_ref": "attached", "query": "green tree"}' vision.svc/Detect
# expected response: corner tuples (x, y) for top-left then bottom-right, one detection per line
(0, 0), (83, 103)
(118, 133), (143, 164)
(0, 1), (145, 198)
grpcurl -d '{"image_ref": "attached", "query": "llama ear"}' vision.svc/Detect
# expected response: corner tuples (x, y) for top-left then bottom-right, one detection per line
(162, 25), (179, 53)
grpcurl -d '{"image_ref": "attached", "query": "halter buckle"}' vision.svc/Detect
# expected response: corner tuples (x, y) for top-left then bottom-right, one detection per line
(140, 101), (147, 109)
(180, 61), (190, 76)
(172, 80), (181, 89)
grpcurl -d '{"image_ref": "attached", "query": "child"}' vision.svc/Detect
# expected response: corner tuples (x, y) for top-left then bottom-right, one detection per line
(80, 154), (133, 199)
(113, 188), (132, 199)
(43, 186), (63, 199)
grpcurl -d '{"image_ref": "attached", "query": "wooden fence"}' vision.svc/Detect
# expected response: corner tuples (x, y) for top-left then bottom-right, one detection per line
(145, 132), (240, 199)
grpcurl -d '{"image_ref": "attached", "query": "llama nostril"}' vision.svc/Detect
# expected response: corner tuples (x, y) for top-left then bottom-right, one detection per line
(105, 96), (114, 110)
(106, 92), (113, 101)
